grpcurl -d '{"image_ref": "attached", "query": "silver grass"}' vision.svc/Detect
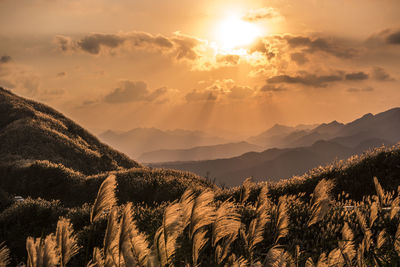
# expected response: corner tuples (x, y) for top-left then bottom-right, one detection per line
(87, 247), (104, 267)
(119, 203), (134, 267)
(395, 222), (400, 256)
(240, 177), (253, 203)
(308, 179), (334, 226)
(152, 228), (167, 267)
(26, 235), (59, 267)
(0, 242), (10, 267)
(390, 196), (400, 220)
(192, 229), (208, 266)
(373, 177), (385, 206)
(339, 223), (356, 264)
(161, 202), (184, 264)
(90, 175), (117, 223)
(128, 220), (150, 266)
(377, 229), (388, 249)
(327, 248), (343, 266)
(103, 208), (119, 266)
(56, 217), (80, 267)
(215, 233), (236, 265)
(263, 246), (290, 267)
(245, 184), (271, 261)
(189, 190), (216, 239)
(316, 252), (328, 267)
(305, 257), (315, 267)
(179, 189), (196, 229)
(211, 201), (241, 247)
(369, 201), (378, 228)
(274, 196), (289, 244)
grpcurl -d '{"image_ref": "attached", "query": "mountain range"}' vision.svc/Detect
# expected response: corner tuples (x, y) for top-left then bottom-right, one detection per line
(99, 127), (228, 159)
(138, 141), (263, 163)
(152, 108), (400, 186)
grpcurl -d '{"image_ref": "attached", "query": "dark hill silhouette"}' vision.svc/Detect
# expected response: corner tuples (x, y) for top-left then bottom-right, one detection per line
(0, 87), (140, 175)
(138, 141), (263, 163)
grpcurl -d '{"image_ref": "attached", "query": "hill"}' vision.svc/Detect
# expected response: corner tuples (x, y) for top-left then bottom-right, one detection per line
(138, 141), (263, 163)
(0, 87), (140, 175)
(99, 127), (229, 159)
(153, 138), (393, 187)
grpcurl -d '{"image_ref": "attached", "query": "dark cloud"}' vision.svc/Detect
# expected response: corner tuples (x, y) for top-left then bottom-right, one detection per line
(386, 30), (400, 45)
(57, 71), (67, 78)
(267, 72), (343, 87)
(347, 87), (374, 93)
(104, 80), (167, 104)
(290, 52), (308, 65)
(285, 35), (357, 58)
(242, 7), (281, 22)
(345, 72), (369, 81)
(260, 84), (286, 92)
(248, 39), (275, 58)
(372, 67), (394, 81)
(0, 55), (12, 63)
(55, 35), (74, 52)
(228, 86), (253, 99)
(185, 90), (218, 102)
(77, 34), (125, 54)
(55, 31), (200, 60)
(216, 54), (240, 65)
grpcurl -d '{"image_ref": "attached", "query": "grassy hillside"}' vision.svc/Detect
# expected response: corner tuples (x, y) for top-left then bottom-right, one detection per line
(0, 87), (139, 175)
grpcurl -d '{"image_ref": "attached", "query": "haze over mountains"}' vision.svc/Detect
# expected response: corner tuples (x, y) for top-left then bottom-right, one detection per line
(99, 128), (229, 159)
(152, 108), (400, 186)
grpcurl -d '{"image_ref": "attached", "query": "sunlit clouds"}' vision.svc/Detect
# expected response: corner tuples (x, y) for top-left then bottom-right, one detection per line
(0, 0), (399, 137)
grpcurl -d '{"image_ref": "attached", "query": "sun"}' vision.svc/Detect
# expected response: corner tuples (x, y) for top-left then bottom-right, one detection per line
(214, 15), (262, 53)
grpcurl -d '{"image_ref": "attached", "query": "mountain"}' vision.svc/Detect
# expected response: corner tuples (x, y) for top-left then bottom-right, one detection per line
(0, 87), (140, 175)
(99, 127), (229, 159)
(248, 123), (317, 147)
(151, 140), (358, 186)
(138, 141), (263, 163)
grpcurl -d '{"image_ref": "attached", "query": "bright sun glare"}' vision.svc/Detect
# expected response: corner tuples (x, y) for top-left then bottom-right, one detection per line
(215, 15), (262, 52)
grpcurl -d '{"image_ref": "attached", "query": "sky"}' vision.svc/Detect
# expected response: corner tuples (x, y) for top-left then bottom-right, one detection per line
(0, 0), (399, 138)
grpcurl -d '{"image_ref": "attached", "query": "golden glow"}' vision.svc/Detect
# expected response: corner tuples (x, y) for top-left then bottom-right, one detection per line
(214, 15), (262, 53)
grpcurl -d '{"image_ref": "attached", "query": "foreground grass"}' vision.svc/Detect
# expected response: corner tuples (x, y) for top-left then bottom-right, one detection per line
(1, 174), (400, 266)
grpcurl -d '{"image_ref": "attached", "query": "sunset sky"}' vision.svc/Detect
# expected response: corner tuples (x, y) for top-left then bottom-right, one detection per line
(1, 0), (399, 138)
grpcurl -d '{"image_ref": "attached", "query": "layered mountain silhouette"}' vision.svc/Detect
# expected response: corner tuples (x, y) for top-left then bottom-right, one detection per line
(99, 127), (228, 159)
(139, 141), (263, 163)
(153, 108), (400, 186)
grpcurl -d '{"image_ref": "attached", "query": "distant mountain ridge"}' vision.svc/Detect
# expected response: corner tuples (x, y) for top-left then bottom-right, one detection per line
(139, 141), (263, 163)
(153, 107), (400, 186)
(0, 87), (140, 174)
(99, 127), (229, 159)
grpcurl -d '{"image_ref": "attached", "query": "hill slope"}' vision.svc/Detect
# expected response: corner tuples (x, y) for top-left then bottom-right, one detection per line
(0, 87), (140, 175)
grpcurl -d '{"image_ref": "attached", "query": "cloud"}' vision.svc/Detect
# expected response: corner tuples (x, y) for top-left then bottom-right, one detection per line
(372, 67), (395, 81)
(248, 39), (275, 58)
(242, 7), (282, 22)
(55, 31), (201, 60)
(185, 89), (218, 102)
(345, 72), (368, 81)
(216, 54), (240, 65)
(185, 80), (254, 102)
(290, 52), (308, 65)
(57, 71), (67, 78)
(266, 72), (343, 87)
(0, 79), (16, 89)
(285, 35), (357, 58)
(347, 87), (374, 93)
(260, 84), (286, 92)
(104, 80), (167, 104)
(386, 30), (400, 45)
(0, 55), (12, 64)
